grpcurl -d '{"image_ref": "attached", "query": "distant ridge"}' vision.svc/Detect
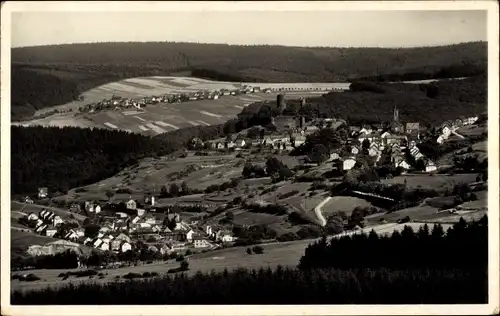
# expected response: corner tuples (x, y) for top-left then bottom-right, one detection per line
(11, 41), (487, 120)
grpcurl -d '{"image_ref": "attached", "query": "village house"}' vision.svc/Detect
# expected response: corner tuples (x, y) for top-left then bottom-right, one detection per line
(328, 152), (340, 161)
(52, 215), (64, 226)
(126, 199), (137, 210)
(351, 146), (360, 155)
(342, 157), (357, 171)
(425, 160), (438, 173)
(405, 122), (420, 138)
(193, 238), (212, 249)
(27, 213), (38, 221)
(64, 230), (79, 241)
(25, 196), (34, 204)
(45, 227), (57, 237)
(38, 187), (48, 199)
(359, 125), (373, 135)
(35, 224), (47, 234)
(137, 208), (146, 217)
(368, 143), (382, 158)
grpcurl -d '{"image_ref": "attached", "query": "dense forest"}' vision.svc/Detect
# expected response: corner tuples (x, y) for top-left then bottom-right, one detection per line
(11, 125), (221, 196)
(11, 41), (486, 120)
(11, 217), (488, 304)
(298, 217), (487, 271)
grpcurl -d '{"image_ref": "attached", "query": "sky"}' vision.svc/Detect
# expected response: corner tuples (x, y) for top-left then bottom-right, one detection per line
(11, 10), (487, 48)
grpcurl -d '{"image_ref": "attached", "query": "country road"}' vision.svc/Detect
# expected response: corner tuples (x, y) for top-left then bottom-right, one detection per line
(313, 196), (331, 227)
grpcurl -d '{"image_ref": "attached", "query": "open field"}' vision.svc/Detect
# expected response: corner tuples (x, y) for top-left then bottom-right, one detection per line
(11, 201), (87, 222)
(365, 190), (487, 225)
(14, 76), (347, 135)
(56, 153), (246, 203)
(381, 173), (479, 190)
(320, 196), (374, 217)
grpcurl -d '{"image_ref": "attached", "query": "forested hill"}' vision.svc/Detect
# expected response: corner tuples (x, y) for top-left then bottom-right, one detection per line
(11, 124), (224, 196)
(11, 41), (487, 120)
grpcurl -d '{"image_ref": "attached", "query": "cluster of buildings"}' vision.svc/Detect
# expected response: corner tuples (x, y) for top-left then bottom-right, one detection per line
(77, 86), (275, 114)
(26, 209), (66, 238)
(335, 106), (437, 172)
(436, 116), (478, 144)
(23, 191), (239, 258)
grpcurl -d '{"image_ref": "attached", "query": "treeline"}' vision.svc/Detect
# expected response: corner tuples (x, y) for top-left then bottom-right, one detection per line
(11, 41), (486, 119)
(298, 216), (488, 271)
(303, 75), (487, 126)
(11, 266), (486, 304)
(355, 63), (487, 82)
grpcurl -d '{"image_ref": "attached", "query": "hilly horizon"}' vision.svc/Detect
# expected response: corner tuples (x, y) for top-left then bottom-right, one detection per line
(12, 40), (486, 50)
(11, 41), (487, 120)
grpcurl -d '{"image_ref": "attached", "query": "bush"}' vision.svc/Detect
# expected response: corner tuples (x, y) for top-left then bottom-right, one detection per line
(176, 255), (185, 262)
(123, 272), (142, 280)
(278, 190), (299, 200)
(252, 246), (264, 254)
(142, 272), (151, 278)
(246, 248), (252, 255)
(180, 260), (190, 271)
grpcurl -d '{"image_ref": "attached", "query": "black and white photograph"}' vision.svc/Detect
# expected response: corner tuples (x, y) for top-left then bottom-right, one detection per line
(1, 1), (498, 314)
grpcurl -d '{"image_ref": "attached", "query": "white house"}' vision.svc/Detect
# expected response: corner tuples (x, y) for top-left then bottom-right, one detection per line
(186, 229), (195, 242)
(83, 237), (93, 246)
(94, 239), (103, 248)
(116, 212), (128, 219)
(437, 135), (446, 144)
(359, 126), (373, 135)
(52, 216), (64, 226)
(425, 160), (438, 173)
(351, 146), (360, 155)
(64, 230), (79, 240)
(94, 205), (102, 214)
(100, 242), (110, 251)
(126, 199), (137, 210)
(194, 239), (212, 248)
(395, 160), (411, 170)
(145, 217), (156, 225)
(137, 208), (146, 217)
(342, 158), (357, 171)
(132, 216), (141, 225)
(38, 187), (48, 199)
(205, 225), (213, 236)
(219, 234), (234, 243)
(464, 116), (479, 125)
(45, 228), (57, 237)
(35, 224), (47, 234)
(121, 242), (132, 253)
(442, 126), (452, 137)
(328, 152), (340, 161)
(27, 213), (39, 221)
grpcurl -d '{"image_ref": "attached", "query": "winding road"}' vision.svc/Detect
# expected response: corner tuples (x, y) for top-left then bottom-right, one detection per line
(313, 196), (331, 227)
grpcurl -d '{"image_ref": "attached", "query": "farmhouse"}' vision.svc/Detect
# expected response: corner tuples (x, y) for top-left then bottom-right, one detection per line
(425, 160), (438, 173)
(126, 199), (137, 210)
(342, 157), (357, 171)
(45, 227), (57, 237)
(193, 238), (212, 249)
(38, 187), (48, 199)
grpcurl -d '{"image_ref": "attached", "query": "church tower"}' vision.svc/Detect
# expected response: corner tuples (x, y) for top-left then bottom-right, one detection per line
(393, 105), (399, 122)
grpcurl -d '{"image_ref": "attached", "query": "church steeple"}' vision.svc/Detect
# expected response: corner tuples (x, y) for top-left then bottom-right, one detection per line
(393, 104), (399, 122)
